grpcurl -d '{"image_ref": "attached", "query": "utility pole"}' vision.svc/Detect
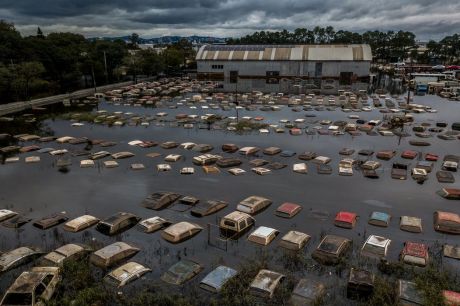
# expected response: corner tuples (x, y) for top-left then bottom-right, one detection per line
(235, 75), (239, 123)
(407, 57), (415, 105)
(132, 57), (137, 84)
(91, 64), (97, 93)
(103, 51), (109, 84)
(81, 51), (96, 93)
(407, 52), (414, 105)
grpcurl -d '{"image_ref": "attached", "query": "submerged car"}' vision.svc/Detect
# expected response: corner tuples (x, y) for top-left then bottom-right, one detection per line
(137, 216), (172, 233)
(275, 203), (302, 218)
(89, 151), (111, 160)
(200, 265), (238, 293)
(238, 147), (260, 156)
(90, 242), (140, 268)
(251, 167), (271, 175)
(443, 290), (460, 305)
(298, 151), (317, 160)
(142, 192), (181, 210)
(291, 278), (325, 305)
(237, 196), (272, 215)
(334, 211), (358, 229)
(40, 244), (92, 267)
(312, 156), (331, 165)
(347, 268), (375, 299)
(2, 215), (31, 228)
(96, 212), (140, 236)
(192, 144), (213, 153)
(192, 154), (221, 166)
(400, 242), (429, 267)
(161, 222), (203, 243)
(161, 259), (203, 285)
(360, 235), (391, 260)
(248, 226), (279, 246)
(392, 163), (408, 180)
(437, 188), (460, 200)
(397, 279), (424, 305)
(368, 212), (391, 227)
(249, 269), (285, 299)
(33, 212), (68, 230)
(279, 231), (311, 251)
(436, 171), (455, 183)
(263, 147), (281, 155)
(0, 247), (43, 272)
(190, 200), (228, 217)
(160, 141), (179, 149)
(63, 215), (100, 232)
(111, 151), (135, 159)
(0, 267), (61, 306)
(293, 163), (308, 174)
(221, 144), (239, 153)
(104, 262), (151, 288)
(400, 216), (423, 233)
(216, 157), (242, 168)
(0, 209), (18, 222)
(433, 211), (460, 234)
(312, 235), (352, 265)
(179, 196), (199, 205)
(219, 211), (255, 238)
(401, 150), (418, 159)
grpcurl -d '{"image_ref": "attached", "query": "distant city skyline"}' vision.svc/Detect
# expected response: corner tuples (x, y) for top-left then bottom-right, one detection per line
(1, 0), (459, 41)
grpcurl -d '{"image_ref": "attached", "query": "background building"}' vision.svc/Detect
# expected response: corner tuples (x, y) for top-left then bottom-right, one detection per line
(196, 44), (372, 94)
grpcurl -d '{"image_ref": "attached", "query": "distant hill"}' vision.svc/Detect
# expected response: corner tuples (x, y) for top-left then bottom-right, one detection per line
(87, 35), (227, 45)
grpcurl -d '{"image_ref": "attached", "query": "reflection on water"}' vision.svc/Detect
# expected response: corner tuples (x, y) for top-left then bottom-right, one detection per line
(0, 93), (459, 303)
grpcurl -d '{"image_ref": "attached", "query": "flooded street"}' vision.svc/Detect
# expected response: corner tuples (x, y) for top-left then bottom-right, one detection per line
(1, 92), (459, 304)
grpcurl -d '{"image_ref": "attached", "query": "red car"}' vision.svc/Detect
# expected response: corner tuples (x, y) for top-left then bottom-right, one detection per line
(401, 150), (417, 159)
(443, 290), (460, 305)
(275, 203), (302, 218)
(400, 242), (429, 267)
(334, 212), (357, 229)
(425, 153), (439, 161)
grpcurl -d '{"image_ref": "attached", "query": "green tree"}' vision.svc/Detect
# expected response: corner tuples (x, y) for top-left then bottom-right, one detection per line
(0, 63), (14, 101)
(0, 20), (24, 64)
(123, 51), (142, 83)
(37, 27), (44, 38)
(91, 39), (128, 84)
(12, 61), (47, 100)
(138, 49), (165, 76)
(168, 38), (195, 68)
(129, 33), (139, 48)
(163, 48), (183, 72)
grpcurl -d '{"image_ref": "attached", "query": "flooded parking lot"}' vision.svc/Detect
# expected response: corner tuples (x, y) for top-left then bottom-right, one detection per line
(1, 86), (460, 305)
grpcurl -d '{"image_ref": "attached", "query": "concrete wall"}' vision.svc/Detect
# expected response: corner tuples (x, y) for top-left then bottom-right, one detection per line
(197, 60), (370, 94)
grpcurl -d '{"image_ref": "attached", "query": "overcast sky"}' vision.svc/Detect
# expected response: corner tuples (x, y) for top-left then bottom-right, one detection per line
(1, 0), (459, 40)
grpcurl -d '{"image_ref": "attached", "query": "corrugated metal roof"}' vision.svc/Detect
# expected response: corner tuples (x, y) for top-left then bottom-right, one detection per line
(196, 44), (372, 61)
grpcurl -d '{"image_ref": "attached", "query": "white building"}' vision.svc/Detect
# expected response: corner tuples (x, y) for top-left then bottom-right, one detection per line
(196, 44), (372, 94)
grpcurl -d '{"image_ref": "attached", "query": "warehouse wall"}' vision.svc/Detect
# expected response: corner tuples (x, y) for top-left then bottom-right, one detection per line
(197, 60), (370, 94)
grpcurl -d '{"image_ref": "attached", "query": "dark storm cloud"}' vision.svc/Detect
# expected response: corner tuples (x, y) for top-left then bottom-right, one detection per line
(0, 0), (220, 17)
(1, 0), (459, 39)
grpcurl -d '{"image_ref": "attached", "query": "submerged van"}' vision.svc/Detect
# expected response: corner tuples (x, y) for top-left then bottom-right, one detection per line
(219, 211), (255, 238)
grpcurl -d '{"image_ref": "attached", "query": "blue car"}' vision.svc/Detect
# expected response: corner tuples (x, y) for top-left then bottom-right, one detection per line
(280, 150), (296, 157)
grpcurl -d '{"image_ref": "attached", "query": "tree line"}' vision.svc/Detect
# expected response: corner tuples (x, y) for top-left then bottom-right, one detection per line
(0, 21), (195, 103)
(2, 20), (459, 103)
(227, 26), (460, 65)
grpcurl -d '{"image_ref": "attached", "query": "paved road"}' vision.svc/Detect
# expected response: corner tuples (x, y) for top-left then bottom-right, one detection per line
(0, 80), (137, 116)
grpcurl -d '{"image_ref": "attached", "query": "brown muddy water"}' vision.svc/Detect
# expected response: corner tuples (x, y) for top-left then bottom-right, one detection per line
(0, 93), (459, 305)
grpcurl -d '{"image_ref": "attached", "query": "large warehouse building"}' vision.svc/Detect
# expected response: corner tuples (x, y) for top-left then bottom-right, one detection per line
(196, 44), (372, 94)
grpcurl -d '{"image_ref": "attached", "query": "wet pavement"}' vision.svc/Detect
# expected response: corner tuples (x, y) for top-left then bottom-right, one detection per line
(0, 92), (459, 304)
